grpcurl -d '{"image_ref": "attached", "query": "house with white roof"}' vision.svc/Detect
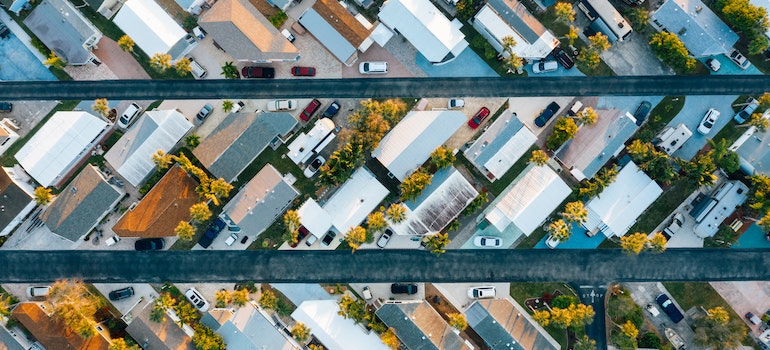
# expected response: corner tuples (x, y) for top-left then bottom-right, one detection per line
(105, 109), (193, 187)
(472, 0), (559, 60)
(297, 167), (388, 240)
(466, 298), (559, 350)
(690, 180), (748, 238)
(204, 302), (300, 349)
(24, 0), (103, 65)
(378, 0), (468, 64)
(582, 160), (662, 238)
(464, 110), (536, 182)
(288, 118), (336, 166)
(371, 110), (466, 182)
(113, 0), (196, 60)
(650, 0), (738, 57)
(298, 0), (375, 65)
(16, 111), (109, 188)
(390, 167), (478, 236)
(482, 164), (571, 237)
(730, 110), (770, 175)
(292, 300), (389, 350)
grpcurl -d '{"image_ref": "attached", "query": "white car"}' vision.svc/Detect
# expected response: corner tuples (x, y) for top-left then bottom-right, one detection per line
(359, 61), (388, 74)
(224, 233), (238, 246)
(117, 103), (142, 130)
(26, 286), (51, 298)
(467, 286), (496, 299)
(184, 288), (210, 312)
(532, 60), (558, 73)
(377, 228), (393, 248)
(697, 108), (720, 135)
(303, 155), (325, 178)
(448, 99), (465, 109)
(727, 48), (751, 70)
(266, 99), (297, 112)
(473, 236), (502, 247)
(545, 235), (560, 249)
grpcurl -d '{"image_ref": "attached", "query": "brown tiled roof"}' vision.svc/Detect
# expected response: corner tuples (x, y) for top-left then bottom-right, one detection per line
(312, 0), (371, 47)
(12, 303), (111, 350)
(113, 165), (200, 238)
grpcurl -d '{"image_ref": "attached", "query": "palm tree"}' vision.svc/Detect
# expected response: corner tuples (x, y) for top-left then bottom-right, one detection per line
(92, 98), (109, 117)
(554, 2), (576, 23)
(561, 201), (588, 224)
(49, 279), (103, 339)
(185, 134), (201, 149)
(620, 232), (647, 255)
(366, 211), (387, 233)
(46, 52), (65, 69)
(283, 210), (301, 243)
(344, 226), (367, 251)
(117, 35), (135, 53)
(291, 322), (311, 343)
(215, 290), (230, 308)
(385, 203), (407, 223)
(426, 232), (450, 255)
(222, 100), (234, 113)
(174, 57), (192, 76)
(174, 221), (195, 240)
(447, 313), (468, 331)
(648, 232), (667, 253)
(34, 186), (52, 205)
(549, 219), (571, 242)
(221, 61), (239, 79)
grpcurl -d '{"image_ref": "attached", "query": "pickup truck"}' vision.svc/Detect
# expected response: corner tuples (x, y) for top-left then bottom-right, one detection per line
(662, 213), (684, 240)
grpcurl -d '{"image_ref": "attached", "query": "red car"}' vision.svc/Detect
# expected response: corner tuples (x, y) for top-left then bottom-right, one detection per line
(291, 226), (310, 248)
(300, 99), (322, 121)
(468, 107), (490, 129)
(291, 66), (316, 77)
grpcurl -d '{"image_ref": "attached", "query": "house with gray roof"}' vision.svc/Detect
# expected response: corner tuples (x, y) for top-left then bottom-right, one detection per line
(24, 0), (102, 65)
(650, 0), (738, 57)
(298, 0), (375, 66)
(731, 110), (770, 175)
(0, 166), (37, 237)
(376, 301), (471, 350)
(222, 164), (299, 238)
(204, 303), (300, 349)
(193, 111), (297, 182)
(125, 297), (195, 350)
(41, 165), (123, 242)
(464, 110), (536, 182)
(465, 299), (559, 350)
(472, 0), (559, 60)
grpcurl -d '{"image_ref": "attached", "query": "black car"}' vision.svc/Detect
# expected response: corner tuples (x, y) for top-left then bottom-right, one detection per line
(108, 287), (134, 301)
(321, 230), (337, 246)
(134, 238), (165, 251)
(534, 102), (561, 127)
(633, 101), (652, 126)
(241, 66), (275, 78)
(552, 47), (574, 69)
(391, 283), (418, 294)
(198, 217), (226, 248)
(0, 102), (12, 113)
(322, 101), (341, 118)
(656, 293), (684, 323)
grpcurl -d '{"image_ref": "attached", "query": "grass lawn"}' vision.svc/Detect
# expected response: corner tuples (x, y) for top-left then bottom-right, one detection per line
(635, 96), (686, 142)
(509, 282), (578, 349)
(0, 100), (79, 167)
(628, 179), (696, 234)
(460, 25), (523, 77)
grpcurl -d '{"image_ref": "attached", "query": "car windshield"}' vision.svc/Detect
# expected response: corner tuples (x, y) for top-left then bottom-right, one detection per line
(704, 121), (713, 128)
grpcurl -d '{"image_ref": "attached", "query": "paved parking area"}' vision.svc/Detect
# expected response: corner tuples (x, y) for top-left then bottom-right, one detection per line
(699, 55), (764, 76)
(624, 282), (696, 346)
(0, 101), (58, 138)
(601, 33), (674, 76)
(92, 283), (157, 315)
(432, 282), (510, 311)
(512, 96), (575, 136)
(174, 282), (233, 307)
(669, 95), (738, 161)
(350, 282), (425, 303)
(711, 281), (770, 334)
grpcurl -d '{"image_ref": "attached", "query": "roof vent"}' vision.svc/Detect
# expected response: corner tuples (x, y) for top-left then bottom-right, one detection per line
(71, 187), (77, 194)
(695, 5), (702, 13)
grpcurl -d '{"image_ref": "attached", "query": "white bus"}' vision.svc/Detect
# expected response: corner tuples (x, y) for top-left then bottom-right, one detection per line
(578, 0), (633, 42)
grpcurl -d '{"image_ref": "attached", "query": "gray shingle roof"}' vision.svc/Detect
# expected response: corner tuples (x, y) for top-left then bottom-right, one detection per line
(376, 301), (469, 350)
(465, 299), (558, 350)
(485, 0), (546, 44)
(650, 0), (738, 56)
(0, 169), (33, 231)
(23, 0), (100, 64)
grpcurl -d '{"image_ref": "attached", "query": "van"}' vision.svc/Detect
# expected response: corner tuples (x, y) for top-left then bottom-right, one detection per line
(118, 103), (142, 129)
(189, 58), (207, 79)
(359, 61), (388, 74)
(568, 101), (583, 116)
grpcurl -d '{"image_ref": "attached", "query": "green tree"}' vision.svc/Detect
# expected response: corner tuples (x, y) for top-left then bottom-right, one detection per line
(430, 146), (455, 169)
(561, 201), (588, 224)
(208, 178), (233, 200)
(109, 338), (139, 350)
(150, 53), (172, 71)
(222, 100), (234, 113)
(221, 61), (239, 79)
(426, 232), (450, 255)
(626, 140), (676, 184)
(344, 226), (367, 251)
(258, 289), (278, 309)
(649, 32), (696, 72)
(318, 142), (363, 186)
(529, 149), (549, 166)
(455, 0), (476, 21)
(588, 33), (610, 52)
(34, 186), (53, 205)
(533, 310), (551, 326)
(174, 57), (192, 75)
(546, 117), (579, 150)
(92, 98), (109, 117)
(117, 35), (135, 53)
(338, 294), (368, 323)
(185, 134), (201, 149)
(620, 320), (639, 345)
(49, 279), (103, 339)
(566, 25), (579, 46)
(693, 306), (746, 350)
(283, 210), (301, 244)
(192, 324), (225, 350)
(638, 333), (661, 348)
(621, 232), (648, 255)
(749, 173), (770, 211)
(215, 290), (229, 308)
(291, 322), (311, 343)
(448, 313), (468, 331)
(574, 335), (597, 350)
(174, 221), (196, 241)
(554, 2), (576, 23)
(678, 153), (717, 187)
(626, 7), (649, 32)
(400, 169), (433, 202)
(749, 35), (770, 55)
(747, 112), (769, 132)
(549, 219), (571, 242)
(174, 301), (200, 325)
(150, 293), (176, 323)
(385, 203), (407, 223)
(577, 48), (602, 70)
(720, 0), (769, 37)
(708, 138), (740, 173)
(462, 192), (489, 216)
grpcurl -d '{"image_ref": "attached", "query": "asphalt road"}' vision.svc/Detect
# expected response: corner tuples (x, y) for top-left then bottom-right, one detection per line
(2, 76), (770, 100)
(2, 249), (768, 283)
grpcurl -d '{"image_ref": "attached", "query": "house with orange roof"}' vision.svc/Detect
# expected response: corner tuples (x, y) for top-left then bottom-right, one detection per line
(298, 0), (374, 66)
(11, 302), (112, 350)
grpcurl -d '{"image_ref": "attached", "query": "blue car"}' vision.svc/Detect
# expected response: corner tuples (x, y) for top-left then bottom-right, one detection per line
(656, 293), (684, 323)
(322, 101), (341, 118)
(198, 217), (226, 248)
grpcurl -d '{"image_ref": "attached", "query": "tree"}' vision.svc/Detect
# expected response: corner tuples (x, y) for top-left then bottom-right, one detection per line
(554, 2), (576, 23)
(400, 169), (433, 202)
(215, 290), (229, 308)
(34, 186), (52, 205)
(577, 48), (602, 70)
(150, 53), (172, 71)
(366, 211), (387, 234)
(749, 173), (770, 211)
(430, 146), (455, 169)
(152, 150), (173, 170)
(749, 35), (770, 55)
(648, 232), (667, 253)
(626, 140), (676, 184)
(150, 293), (175, 323)
(455, 0), (476, 21)
(192, 324), (225, 350)
(222, 100), (234, 113)
(174, 301), (199, 325)
(283, 210), (301, 244)
(46, 52), (65, 69)
(567, 25), (579, 46)
(693, 306), (746, 350)
(92, 98), (109, 117)
(462, 192), (489, 216)
(258, 289), (278, 309)
(546, 117), (578, 150)
(621, 319), (639, 339)
(110, 338), (139, 350)
(208, 178), (233, 200)
(337, 294), (368, 323)
(748, 112), (769, 132)
(649, 32), (696, 72)
(678, 153), (717, 187)
(381, 328), (400, 350)
(707, 306), (731, 325)
(576, 107), (598, 125)
(626, 8), (650, 32)
(426, 232), (450, 255)
(189, 202), (212, 222)
(760, 92), (770, 109)
(574, 335), (597, 350)
(639, 333), (661, 348)
(221, 61), (239, 79)
(561, 201), (588, 224)
(49, 280), (103, 339)
(720, 0), (768, 37)
(344, 226), (367, 251)
(185, 134), (201, 149)
(291, 322), (311, 343)
(447, 313), (468, 331)
(385, 203), (407, 223)
(174, 57), (192, 75)
(533, 310), (551, 326)
(231, 288), (249, 307)
(588, 33), (611, 52)
(117, 35), (135, 53)
(708, 138), (740, 173)
(549, 219), (571, 242)
(503, 52), (524, 74)
(621, 232), (648, 255)
(529, 149), (549, 166)
(174, 221), (196, 240)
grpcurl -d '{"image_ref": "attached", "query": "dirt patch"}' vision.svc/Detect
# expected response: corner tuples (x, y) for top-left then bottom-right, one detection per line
(424, 283), (484, 349)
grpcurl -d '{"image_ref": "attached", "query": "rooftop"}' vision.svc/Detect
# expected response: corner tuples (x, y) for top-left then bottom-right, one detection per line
(376, 301), (470, 350)
(215, 303), (300, 349)
(651, 0), (738, 56)
(23, 0), (101, 64)
(692, 180), (748, 238)
(464, 111), (536, 181)
(113, 0), (190, 58)
(465, 299), (559, 350)
(732, 113), (770, 175)
(287, 118), (335, 165)
(125, 299), (194, 350)
(473, 0), (558, 58)
(323, 167), (389, 234)
(12, 302), (111, 350)
(0, 167), (34, 235)
(291, 300), (389, 350)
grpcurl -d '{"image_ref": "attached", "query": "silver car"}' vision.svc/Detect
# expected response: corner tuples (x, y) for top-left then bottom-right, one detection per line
(467, 286), (496, 299)
(377, 228), (393, 248)
(473, 236), (502, 247)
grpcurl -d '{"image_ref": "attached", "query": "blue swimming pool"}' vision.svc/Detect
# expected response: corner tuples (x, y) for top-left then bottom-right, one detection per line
(0, 32), (56, 81)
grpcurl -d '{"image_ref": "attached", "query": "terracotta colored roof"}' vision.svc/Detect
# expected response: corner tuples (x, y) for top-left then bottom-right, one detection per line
(12, 303), (111, 350)
(312, 0), (371, 47)
(113, 165), (200, 238)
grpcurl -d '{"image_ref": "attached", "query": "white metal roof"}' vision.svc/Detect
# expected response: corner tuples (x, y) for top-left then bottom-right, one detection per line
(484, 125), (536, 180)
(484, 164), (571, 235)
(297, 199), (333, 238)
(288, 118), (335, 165)
(583, 161), (662, 237)
(473, 5), (558, 59)
(323, 167), (389, 234)
(693, 181), (748, 238)
(113, 0), (187, 56)
(371, 111), (465, 181)
(378, 0), (466, 63)
(292, 300), (389, 350)
(16, 111), (107, 187)
(104, 110), (193, 187)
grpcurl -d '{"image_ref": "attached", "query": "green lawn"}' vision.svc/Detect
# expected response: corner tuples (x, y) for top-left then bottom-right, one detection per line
(0, 100), (79, 167)
(628, 180), (696, 234)
(635, 96), (686, 142)
(509, 282), (578, 349)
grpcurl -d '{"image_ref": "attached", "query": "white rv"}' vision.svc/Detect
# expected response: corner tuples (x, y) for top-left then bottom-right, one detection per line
(652, 123), (692, 155)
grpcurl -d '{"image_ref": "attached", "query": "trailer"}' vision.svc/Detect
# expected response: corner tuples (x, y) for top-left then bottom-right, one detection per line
(665, 328), (686, 350)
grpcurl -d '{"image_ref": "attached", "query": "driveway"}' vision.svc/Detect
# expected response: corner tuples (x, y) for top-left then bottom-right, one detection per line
(416, 47), (498, 77)
(92, 37), (150, 80)
(432, 282), (510, 311)
(0, 100), (58, 138)
(92, 283), (157, 315)
(350, 282), (425, 303)
(710, 281), (770, 334)
(624, 282), (696, 347)
(699, 55), (764, 76)
(601, 33), (675, 76)
(272, 283), (336, 306)
(510, 96), (575, 137)
(669, 95), (738, 161)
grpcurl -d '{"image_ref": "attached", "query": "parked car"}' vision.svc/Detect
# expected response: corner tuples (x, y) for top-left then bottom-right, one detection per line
(733, 97), (759, 123)
(108, 287), (134, 301)
(633, 101), (652, 126)
(697, 108), (720, 135)
(198, 217), (226, 248)
(303, 155), (325, 178)
(300, 99), (322, 121)
(728, 48), (751, 69)
(281, 29), (296, 42)
(473, 236), (502, 247)
(26, 286), (51, 298)
(321, 230), (337, 246)
(552, 47), (575, 69)
(377, 228), (393, 248)
(291, 66), (316, 77)
(662, 213), (684, 240)
(535, 102), (561, 127)
(305, 235), (317, 246)
(192, 26), (206, 40)
(266, 99), (297, 112)
(117, 102), (142, 129)
(545, 235), (560, 249)
(532, 60), (558, 73)
(706, 58), (721, 72)
(746, 312), (762, 325)
(231, 100), (245, 113)
(196, 103), (213, 121)
(185, 288), (210, 312)
(467, 286), (496, 299)
(0, 102), (11, 113)
(448, 99), (465, 109)
(391, 283), (418, 294)
(291, 226), (310, 248)
(468, 107), (490, 129)
(225, 233), (238, 246)
(134, 238), (165, 251)
(359, 61), (388, 74)
(656, 293), (684, 323)
(105, 236), (120, 246)
(362, 286), (373, 300)
(241, 66), (275, 78)
(322, 101), (341, 118)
